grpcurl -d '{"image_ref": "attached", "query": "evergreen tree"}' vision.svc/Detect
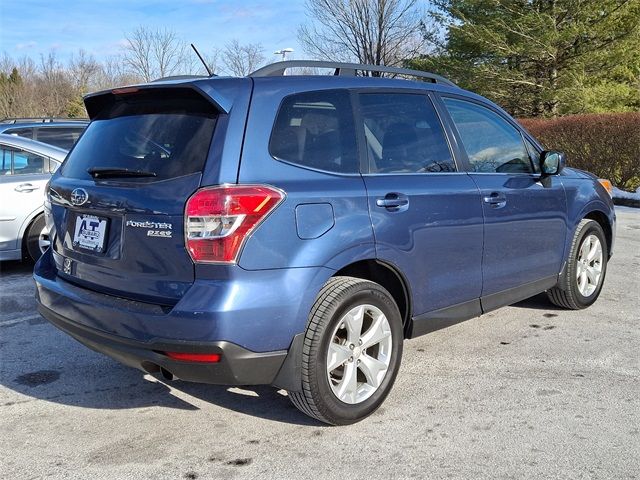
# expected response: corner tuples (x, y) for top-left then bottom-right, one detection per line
(410, 0), (640, 116)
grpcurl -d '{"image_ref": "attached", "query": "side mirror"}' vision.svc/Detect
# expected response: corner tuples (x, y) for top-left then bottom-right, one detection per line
(540, 151), (565, 176)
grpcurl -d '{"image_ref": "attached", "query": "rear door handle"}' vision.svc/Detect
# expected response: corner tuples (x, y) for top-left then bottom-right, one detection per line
(483, 192), (507, 209)
(376, 193), (409, 211)
(15, 183), (40, 193)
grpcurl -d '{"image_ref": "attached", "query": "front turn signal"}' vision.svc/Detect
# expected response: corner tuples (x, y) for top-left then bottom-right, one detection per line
(598, 179), (613, 196)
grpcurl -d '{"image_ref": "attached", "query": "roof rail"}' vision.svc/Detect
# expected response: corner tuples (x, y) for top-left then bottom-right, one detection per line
(0, 117), (89, 124)
(249, 60), (457, 87)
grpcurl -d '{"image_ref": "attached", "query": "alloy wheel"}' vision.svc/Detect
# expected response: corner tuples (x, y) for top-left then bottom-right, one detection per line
(576, 234), (603, 297)
(326, 304), (393, 404)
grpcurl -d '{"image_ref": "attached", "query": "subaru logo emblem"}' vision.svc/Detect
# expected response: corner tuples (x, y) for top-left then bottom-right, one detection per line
(70, 188), (88, 206)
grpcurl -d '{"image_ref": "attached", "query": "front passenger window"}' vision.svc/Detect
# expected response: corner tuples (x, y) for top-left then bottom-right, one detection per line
(443, 98), (533, 174)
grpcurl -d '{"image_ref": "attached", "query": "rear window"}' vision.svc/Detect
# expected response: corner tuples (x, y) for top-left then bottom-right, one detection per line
(62, 90), (217, 181)
(269, 90), (358, 173)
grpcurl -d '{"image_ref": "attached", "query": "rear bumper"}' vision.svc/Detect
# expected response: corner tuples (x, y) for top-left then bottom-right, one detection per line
(38, 302), (286, 385)
(33, 249), (331, 386)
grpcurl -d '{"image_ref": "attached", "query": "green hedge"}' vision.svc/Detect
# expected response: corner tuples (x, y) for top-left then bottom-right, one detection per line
(519, 113), (640, 191)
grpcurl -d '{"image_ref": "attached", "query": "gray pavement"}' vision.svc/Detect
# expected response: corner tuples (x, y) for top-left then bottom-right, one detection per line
(1, 207), (638, 479)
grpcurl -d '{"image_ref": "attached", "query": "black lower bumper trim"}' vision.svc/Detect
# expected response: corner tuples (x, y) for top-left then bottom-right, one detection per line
(38, 304), (287, 386)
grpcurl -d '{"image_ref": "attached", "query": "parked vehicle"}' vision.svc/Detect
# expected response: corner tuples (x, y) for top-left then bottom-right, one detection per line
(34, 61), (615, 425)
(0, 134), (67, 261)
(0, 118), (88, 150)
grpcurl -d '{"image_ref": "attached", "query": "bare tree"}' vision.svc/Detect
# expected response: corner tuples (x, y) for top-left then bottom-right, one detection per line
(221, 40), (265, 76)
(298, 0), (430, 68)
(69, 49), (100, 92)
(202, 47), (222, 76)
(92, 55), (143, 90)
(122, 26), (189, 81)
(38, 52), (77, 116)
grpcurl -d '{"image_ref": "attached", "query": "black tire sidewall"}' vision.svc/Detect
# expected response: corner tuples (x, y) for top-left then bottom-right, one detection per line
(308, 283), (403, 425)
(568, 221), (607, 308)
(25, 214), (46, 263)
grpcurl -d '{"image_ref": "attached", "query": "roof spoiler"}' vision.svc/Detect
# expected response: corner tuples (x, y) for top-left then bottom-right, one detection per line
(83, 82), (232, 119)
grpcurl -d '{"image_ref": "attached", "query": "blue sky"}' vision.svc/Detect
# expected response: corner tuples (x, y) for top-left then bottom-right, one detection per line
(0, 0), (307, 64)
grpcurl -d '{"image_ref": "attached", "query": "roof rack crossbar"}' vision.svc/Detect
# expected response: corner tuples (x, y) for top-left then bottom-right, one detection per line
(249, 60), (457, 87)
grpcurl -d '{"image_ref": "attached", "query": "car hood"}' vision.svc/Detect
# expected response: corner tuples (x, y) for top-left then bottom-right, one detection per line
(561, 167), (598, 180)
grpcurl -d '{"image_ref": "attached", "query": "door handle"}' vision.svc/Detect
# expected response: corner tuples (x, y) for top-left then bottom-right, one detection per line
(376, 193), (409, 211)
(15, 183), (40, 193)
(483, 192), (507, 209)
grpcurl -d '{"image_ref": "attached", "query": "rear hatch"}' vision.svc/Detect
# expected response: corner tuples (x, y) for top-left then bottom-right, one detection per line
(47, 85), (223, 304)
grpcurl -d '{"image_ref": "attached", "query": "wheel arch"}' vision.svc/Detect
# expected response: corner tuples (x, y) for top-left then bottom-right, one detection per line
(333, 259), (412, 337)
(583, 209), (613, 258)
(19, 208), (45, 255)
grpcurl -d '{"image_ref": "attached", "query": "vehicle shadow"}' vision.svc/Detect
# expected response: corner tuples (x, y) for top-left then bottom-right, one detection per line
(0, 262), (321, 426)
(0, 259), (34, 276)
(0, 323), (320, 425)
(512, 292), (565, 311)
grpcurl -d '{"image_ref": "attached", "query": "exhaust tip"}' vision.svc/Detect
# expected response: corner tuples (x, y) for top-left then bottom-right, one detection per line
(160, 367), (175, 381)
(141, 361), (160, 374)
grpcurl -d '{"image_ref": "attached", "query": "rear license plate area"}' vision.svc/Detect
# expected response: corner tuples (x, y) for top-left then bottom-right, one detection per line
(72, 214), (109, 253)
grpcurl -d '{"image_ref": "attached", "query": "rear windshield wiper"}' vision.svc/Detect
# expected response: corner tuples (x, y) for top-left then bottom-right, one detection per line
(87, 167), (157, 179)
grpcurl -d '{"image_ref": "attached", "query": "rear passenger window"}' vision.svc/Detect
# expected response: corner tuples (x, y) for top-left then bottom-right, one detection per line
(3, 128), (33, 139)
(443, 98), (533, 174)
(36, 127), (84, 150)
(359, 93), (455, 173)
(270, 90), (358, 173)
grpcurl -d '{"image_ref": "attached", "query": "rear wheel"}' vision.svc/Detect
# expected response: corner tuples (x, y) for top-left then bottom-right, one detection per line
(547, 219), (608, 309)
(24, 214), (49, 263)
(288, 276), (403, 425)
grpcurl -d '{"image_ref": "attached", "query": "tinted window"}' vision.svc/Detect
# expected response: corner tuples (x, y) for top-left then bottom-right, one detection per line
(12, 148), (46, 175)
(360, 94), (454, 173)
(270, 90), (358, 173)
(36, 127), (85, 150)
(3, 128), (33, 139)
(524, 137), (541, 173)
(443, 98), (532, 173)
(62, 93), (217, 181)
(0, 147), (11, 174)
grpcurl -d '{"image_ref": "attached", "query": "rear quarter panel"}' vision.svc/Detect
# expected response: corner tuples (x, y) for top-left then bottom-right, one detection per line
(235, 80), (375, 271)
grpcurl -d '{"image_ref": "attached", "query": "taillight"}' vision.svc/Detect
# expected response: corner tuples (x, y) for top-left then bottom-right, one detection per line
(185, 185), (284, 263)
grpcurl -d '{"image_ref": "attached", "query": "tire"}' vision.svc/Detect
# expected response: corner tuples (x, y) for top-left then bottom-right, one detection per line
(547, 219), (608, 310)
(288, 276), (403, 425)
(24, 214), (49, 263)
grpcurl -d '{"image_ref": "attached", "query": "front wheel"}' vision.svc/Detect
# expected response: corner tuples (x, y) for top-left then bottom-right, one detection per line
(547, 219), (608, 309)
(288, 276), (403, 425)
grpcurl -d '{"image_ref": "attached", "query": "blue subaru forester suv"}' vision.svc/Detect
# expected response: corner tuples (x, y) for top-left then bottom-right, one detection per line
(34, 61), (615, 425)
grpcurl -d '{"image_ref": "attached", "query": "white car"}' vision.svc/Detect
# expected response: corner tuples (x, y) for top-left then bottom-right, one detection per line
(0, 134), (67, 261)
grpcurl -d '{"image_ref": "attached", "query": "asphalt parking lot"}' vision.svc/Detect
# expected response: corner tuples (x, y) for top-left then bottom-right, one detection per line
(1, 206), (638, 480)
